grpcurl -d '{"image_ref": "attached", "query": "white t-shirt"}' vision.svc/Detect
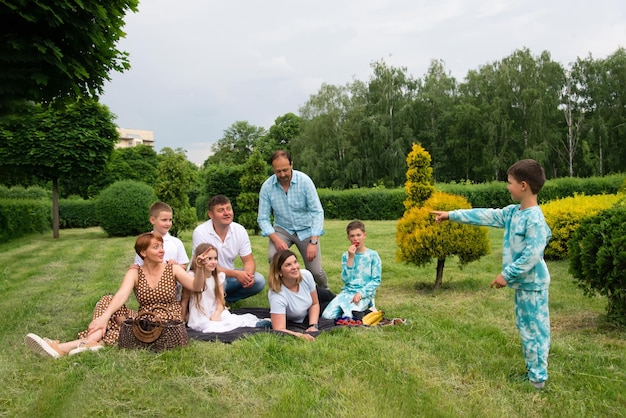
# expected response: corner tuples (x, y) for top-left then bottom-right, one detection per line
(191, 220), (252, 270)
(268, 269), (316, 324)
(134, 232), (189, 266)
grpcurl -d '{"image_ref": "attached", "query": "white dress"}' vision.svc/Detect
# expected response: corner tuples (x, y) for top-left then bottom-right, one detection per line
(187, 271), (261, 333)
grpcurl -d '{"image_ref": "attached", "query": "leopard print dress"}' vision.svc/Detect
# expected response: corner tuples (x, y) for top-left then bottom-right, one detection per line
(78, 264), (182, 346)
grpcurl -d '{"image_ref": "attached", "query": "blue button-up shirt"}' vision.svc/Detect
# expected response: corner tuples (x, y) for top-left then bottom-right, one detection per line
(257, 169), (325, 241)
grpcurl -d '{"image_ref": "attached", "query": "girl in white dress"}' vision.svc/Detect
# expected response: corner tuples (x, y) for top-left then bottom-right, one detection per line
(187, 243), (261, 333)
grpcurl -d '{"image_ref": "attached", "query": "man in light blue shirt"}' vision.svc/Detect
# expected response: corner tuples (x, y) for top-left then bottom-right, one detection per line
(258, 150), (329, 289)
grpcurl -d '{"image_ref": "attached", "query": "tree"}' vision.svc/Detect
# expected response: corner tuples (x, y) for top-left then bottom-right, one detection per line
(0, 0), (138, 109)
(60, 144), (159, 199)
(364, 60), (417, 186)
(205, 121), (267, 166)
(572, 48), (626, 177)
(237, 151), (269, 234)
(413, 59), (457, 181)
(154, 147), (198, 238)
(396, 145), (489, 289)
(558, 65), (585, 177)
(195, 164), (245, 221)
(256, 113), (303, 163)
(396, 192), (490, 290)
(0, 99), (118, 238)
(403, 143), (435, 209)
(295, 81), (369, 188)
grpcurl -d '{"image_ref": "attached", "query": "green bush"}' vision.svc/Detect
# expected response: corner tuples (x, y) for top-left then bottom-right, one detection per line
(569, 205), (626, 324)
(59, 198), (98, 228)
(0, 199), (51, 241)
(96, 180), (156, 237)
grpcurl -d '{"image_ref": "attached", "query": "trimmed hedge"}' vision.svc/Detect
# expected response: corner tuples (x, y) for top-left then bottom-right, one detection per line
(437, 173), (626, 209)
(59, 199), (98, 229)
(318, 188), (405, 220)
(315, 174), (625, 220)
(0, 199), (51, 241)
(0, 185), (51, 200)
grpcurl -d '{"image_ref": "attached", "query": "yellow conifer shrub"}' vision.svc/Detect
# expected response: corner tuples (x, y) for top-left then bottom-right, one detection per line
(404, 143), (435, 210)
(396, 191), (490, 288)
(541, 193), (621, 260)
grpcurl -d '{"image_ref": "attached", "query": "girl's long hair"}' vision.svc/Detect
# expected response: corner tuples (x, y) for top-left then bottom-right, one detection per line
(189, 243), (225, 315)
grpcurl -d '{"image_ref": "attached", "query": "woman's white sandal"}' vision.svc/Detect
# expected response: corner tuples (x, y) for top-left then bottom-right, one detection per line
(68, 340), (104, 355)
(25, 334), (66, 358)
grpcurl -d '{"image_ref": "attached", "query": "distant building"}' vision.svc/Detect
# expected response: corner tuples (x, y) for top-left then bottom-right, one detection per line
(116, 128), (155, 148)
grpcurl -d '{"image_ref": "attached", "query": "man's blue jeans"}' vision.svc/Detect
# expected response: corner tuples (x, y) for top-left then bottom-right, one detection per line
(224, 271), (266, 303)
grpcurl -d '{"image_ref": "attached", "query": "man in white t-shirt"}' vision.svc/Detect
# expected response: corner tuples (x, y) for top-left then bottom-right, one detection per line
(191, 195), (265, 303)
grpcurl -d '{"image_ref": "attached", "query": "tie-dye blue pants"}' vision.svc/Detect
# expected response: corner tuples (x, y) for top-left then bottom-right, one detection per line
(514, 289), (550, 383)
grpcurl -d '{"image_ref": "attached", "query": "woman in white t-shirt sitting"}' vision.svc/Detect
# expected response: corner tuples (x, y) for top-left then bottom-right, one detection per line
(267, 250), (324, 341)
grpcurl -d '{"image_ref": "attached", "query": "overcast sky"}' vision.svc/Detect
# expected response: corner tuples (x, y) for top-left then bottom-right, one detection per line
(100, 0), (626, 165)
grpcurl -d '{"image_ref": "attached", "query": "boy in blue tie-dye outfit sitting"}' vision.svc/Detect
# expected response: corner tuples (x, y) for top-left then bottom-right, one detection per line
(431, 159), (552, 390)
(322, 221), (381, 324)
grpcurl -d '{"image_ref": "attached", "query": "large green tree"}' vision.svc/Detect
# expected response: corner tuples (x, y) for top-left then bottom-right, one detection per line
(205, 121), (267, 166)
(413, 59), (458, 181)
(364, 60), (416, 187)
(0, 99), (118, 238)
(256, 113), (303, 163)
(154, 147), (198, 238)
(572, 48), (626, 177)
(0, 0), (138, 109)
(60, 144), (159, 199)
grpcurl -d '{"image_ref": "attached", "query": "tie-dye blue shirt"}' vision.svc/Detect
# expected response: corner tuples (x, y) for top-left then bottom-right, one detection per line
(449, 204), (551, 291)
(341, 248), (382, 299)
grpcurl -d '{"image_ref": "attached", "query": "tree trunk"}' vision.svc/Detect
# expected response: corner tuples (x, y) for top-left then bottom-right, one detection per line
(434, 257), (445, 290)
(52, 177), (59, 239)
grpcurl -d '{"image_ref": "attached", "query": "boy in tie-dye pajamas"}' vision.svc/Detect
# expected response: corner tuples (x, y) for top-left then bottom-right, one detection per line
(322, 220), (381, 320)
(431, 159), (551, 389)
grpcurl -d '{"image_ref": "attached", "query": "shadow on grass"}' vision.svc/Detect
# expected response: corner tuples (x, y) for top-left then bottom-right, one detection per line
(410, 278), (485, 294)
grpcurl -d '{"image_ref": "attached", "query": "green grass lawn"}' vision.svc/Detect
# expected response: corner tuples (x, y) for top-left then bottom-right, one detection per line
(0, 220), (624, 417)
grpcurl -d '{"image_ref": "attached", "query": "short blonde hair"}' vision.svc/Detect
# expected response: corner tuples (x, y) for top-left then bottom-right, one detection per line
(149, 201), (173, 218)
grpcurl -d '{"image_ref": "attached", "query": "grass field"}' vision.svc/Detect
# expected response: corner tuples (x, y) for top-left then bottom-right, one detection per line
(0, 220), (624, 417)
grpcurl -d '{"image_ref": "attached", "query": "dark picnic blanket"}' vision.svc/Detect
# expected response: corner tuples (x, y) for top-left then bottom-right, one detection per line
(186, 307), (338, 343)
